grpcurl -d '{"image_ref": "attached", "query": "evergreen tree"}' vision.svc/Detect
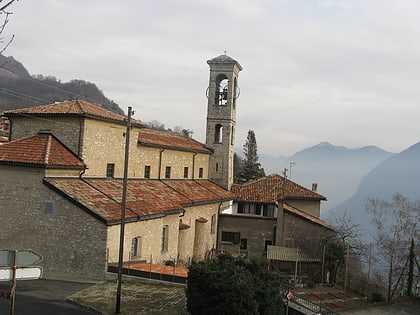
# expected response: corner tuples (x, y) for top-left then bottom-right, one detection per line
(186, 254), (284, 315)
(240, 129), (265, 182)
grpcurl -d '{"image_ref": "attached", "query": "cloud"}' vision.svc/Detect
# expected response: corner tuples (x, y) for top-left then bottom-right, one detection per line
(4, 0), (420, 157)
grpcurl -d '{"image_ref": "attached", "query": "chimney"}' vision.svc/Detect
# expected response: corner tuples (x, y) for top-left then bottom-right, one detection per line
(312, 183), (318, 192)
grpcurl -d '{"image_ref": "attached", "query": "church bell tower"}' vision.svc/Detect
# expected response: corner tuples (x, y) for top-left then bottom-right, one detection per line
(205, 54), (242, 190)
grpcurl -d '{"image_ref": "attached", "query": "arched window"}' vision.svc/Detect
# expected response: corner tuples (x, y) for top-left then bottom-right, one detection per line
(214, 124), (223, 143)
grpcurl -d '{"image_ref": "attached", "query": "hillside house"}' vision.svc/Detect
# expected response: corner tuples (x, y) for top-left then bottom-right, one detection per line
(218, 174), (335, 280)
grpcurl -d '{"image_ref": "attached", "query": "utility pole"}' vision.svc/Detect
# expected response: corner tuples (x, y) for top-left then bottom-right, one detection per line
(115, 107), (133, 314)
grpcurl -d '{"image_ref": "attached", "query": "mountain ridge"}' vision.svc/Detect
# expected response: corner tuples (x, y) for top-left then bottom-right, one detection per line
(0, 54), (124, 115)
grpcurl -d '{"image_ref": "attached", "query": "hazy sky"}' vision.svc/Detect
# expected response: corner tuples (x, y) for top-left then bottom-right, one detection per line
(4, 0), (420, 156)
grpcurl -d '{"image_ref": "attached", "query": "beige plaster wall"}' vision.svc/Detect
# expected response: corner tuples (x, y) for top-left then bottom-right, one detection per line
(106, 201), (223, 267)
(286, 199), (321, 218)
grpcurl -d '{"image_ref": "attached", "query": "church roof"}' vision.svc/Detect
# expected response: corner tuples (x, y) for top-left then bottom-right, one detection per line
(4, 100), (143, 128)
(0, 131), (86, 168)
(231, 174), (326, 203)
(44, 178), (234, 224)
(138, 128), (212, 154)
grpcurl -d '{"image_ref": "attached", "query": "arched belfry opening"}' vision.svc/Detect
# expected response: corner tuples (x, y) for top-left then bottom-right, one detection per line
(215, 75), (229, 106)
(205, 54), (242, 190)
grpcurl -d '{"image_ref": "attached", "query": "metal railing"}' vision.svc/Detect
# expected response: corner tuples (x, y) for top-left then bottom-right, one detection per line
(281, 286), (341, 315)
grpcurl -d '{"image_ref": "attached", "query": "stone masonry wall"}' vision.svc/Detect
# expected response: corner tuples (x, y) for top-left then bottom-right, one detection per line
(9, 116), (83, 155)
(0, 166), (108, 281)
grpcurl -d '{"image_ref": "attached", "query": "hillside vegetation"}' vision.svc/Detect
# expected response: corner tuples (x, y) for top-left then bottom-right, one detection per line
(0, 54), (124, 114)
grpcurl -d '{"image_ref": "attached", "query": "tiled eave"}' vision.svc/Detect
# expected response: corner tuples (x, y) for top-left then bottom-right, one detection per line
(43, 178), (233, 226)
(138, 141), (212, 154)
(0, 161), (85, 169)
(5, 112), (143, 128)
(283, 203), (335, 231)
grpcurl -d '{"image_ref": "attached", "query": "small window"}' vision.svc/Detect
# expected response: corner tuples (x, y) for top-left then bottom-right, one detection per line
(210, 214), (216, 234)
(165, 166), (171, 179)
(45, 201), (53, 214)
(131, 238), (138, 257)
(162, 225), (169, 252)
(237, 203), (244, 214)
(231, 126), (235, 145)
(183, 167), (189, 179)
(240, 238), (248, 251)
(106, 163), (115, 178)
(255, 204), (262, 216)
(215, 163), (219, 172)
(198, 167), (204, 178)
(144, 165), (151, 179)
(221, 231), (240, 244)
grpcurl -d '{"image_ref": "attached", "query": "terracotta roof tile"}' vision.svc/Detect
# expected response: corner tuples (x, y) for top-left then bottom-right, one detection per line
(138, 128), (212, 154)
(44, 179), (233, 224)
(195, 217), (208, 223)
(0, 132), (86, 168)
(283, 203), (335, 230)
(0, 135), (8, 143)
(4, 100), (143, 127)
(179, 222), (191, 230)
(231, 174), (326, 203)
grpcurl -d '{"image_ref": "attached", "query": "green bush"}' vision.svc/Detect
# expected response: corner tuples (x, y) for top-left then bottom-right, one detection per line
(186, 254), (284, 315)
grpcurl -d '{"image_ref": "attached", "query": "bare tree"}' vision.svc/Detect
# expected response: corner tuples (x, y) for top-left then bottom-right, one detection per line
(0, 0), (17, 54)
(365, 193), (419, 301)
(326, 212), (366, 285)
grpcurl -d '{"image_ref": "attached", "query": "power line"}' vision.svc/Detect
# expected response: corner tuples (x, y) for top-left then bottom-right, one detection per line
(0, 65), (117, 108)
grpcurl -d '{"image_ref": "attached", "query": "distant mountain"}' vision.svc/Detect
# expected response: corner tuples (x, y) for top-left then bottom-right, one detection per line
(260, 142), (394, 212)
(325, 142), (420, 239)
(0, 54), (124, 115)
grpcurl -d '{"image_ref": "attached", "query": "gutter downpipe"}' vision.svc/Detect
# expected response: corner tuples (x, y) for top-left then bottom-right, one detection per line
(158, 149), (165, 179)
(192, 152), (197, 179)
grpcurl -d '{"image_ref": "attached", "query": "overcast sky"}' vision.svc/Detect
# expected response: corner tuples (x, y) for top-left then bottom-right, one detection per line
(4, 0), (420, 157)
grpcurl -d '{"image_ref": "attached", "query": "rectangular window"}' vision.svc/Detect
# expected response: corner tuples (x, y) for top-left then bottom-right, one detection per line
(165, 166), (171, 179)
(161, 225), (169, 252)
(144, 165), (151, 179)
(198, 167), (204, 178)
(221, 231), (240, 244)
(263, 204), (275, 217)
(255, 204), (262, 216)
(237, 202), (244, 214)
(211, 214), (216, 234)
(45, 201), (53, 214)
(183, 167), (189, 178)
(131, 237), (138, 257)
(106, 163), (115, 178)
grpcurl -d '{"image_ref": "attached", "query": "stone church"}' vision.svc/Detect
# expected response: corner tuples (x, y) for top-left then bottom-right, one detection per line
(0, 54), (333, 281)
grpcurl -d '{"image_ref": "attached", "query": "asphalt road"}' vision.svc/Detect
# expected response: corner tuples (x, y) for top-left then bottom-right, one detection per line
(0, 279), (98, 315)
